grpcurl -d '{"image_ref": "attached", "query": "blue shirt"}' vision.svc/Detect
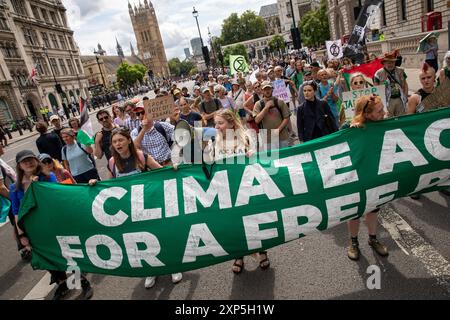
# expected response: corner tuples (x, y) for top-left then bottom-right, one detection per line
(317, 83), (339, 120)
(10, 173), (57, 216)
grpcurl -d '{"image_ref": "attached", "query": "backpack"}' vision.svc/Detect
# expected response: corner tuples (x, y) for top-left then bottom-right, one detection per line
(257, 98), (283, 129)
(62, 142), (96, 168)
(108, 152), (148, 178)
(200, 98), (221, 114)
(138, 122), (173, 148)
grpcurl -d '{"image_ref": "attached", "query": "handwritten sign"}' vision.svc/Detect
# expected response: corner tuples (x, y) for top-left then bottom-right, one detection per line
(144, 95), (175, 121)
(272, 79), (291, 103)
(341, 85), (387, 120)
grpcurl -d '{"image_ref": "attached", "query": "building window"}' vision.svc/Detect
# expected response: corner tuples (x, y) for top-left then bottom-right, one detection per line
(66, 59), (75, 74)
(40, 56), (50, 75)
(67, 36), (75, 50)
(89, 67), (93, 74)
(286, 1), (292, 17)
(50, 34), (59, 49)
(23, 28), (38, 46)
(75, 59), (82, 73)
(60, 12), (67, 27)
(59, 35), (67, 50)
(381, 2), (386, 26)
(31, 5), (41, 20)
(41, 32), (50, 48)
(426, 0), (434, 12)
(59, 59), (67, 74)
(49, 58), (60, 75)
(0, 12), (9, 31)
(41, 8), (49, 21)
(50, 11), (59, 25)
(399, 0), (407, 21)
(11, 0), (27, 16)
(34, 57), (44, 75)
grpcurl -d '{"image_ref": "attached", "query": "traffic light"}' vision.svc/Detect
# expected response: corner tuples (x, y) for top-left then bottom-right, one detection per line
(291, 27), (302, 49)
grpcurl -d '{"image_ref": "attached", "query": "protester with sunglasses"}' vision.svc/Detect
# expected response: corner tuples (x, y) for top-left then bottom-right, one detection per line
(39, 153), (76, 184)
(88, 128), (181, 289)
(338, 72), (367, 126)
(341, 94), (389, 261)
(123, 101), (141, 132)
(94, 110), (119, 161)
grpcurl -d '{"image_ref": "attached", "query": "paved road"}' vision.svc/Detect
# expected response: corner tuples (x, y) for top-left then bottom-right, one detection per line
(0, 83), (449, 300)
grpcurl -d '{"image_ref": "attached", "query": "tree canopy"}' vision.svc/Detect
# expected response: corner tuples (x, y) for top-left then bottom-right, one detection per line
(299, 0), (330, 47)
(220, 10), (266, 45)
(168, 58), (196, 77)
(268, 35), (286, 54)
(223, 44), (248, 66)
(116, 62), (147, 87)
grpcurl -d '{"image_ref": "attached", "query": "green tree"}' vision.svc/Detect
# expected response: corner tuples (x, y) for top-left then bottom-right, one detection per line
(168, 58), (181, 76)
(299, 0), (330, 47)
(168, 58), (196, 77)
(116, 62), (147, 87)
(179, 60), (195, 77)
(223, 44), (248, 67)
(268, 35), (286, 56)
(221, 11), (266, 45)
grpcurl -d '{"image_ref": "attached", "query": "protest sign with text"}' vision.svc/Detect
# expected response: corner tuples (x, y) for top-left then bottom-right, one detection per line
(341, 85), (387, 121)
(144, 95), (175, 121)
(272, 79), (291, 103)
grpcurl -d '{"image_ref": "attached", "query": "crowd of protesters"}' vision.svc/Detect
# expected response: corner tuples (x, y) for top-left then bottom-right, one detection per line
(1, 45), (450, 300)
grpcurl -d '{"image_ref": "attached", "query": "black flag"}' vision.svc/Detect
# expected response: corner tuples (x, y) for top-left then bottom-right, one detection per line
(343, 0), (383, 64)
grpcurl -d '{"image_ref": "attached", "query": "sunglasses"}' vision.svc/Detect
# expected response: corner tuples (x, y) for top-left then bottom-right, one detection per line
(42, 159), (52, 165)
(98, 116), (109, 121)
(136, 112), (145, 116)
(352, 81), (365, 85)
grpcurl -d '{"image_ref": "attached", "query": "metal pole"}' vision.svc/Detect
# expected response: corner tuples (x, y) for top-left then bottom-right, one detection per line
(289, 0), (296, 29)
(94, 54), (107, 89)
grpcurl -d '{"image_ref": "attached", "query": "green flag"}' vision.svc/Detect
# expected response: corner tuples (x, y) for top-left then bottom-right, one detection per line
(230, 55), (249, 75)
(19, 107), (450, 277)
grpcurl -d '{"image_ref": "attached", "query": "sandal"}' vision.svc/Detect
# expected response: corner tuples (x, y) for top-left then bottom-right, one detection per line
(232, 258), (244, 274)
(259, 251), (270, 270)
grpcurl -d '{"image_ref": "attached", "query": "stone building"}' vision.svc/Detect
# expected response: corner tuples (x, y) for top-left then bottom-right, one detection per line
(259, 3), (282, 36)
(326, 0), (449, 68)
(277, 0), (321, 34)
(129, 0), (169, 78)
(0, 0), (89, 124)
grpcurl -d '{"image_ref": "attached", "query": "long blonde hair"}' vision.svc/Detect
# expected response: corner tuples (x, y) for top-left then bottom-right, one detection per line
(214, 109), (249, 155)
(352, 94), (382, 127)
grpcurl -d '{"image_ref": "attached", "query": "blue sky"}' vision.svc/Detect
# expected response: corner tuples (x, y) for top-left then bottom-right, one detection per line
(62, 0), (276, 60)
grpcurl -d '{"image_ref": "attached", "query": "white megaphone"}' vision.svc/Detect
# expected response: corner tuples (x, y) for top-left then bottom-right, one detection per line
(174, 120), (217, 147)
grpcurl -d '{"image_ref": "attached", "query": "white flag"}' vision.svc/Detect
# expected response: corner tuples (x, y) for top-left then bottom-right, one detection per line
(326, 40), (343, 60)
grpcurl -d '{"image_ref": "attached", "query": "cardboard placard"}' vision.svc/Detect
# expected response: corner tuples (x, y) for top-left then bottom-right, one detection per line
(272, 79), (291, 103)
(341, 85), (387, 120)
(143, 95), (175, 121)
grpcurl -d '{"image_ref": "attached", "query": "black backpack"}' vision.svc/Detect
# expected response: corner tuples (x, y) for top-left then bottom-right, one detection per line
(62, 142), (96, 168)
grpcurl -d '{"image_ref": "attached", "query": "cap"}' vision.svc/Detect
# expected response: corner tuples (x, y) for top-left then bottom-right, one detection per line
(38, 153), (52, 162)
(304, 70), (312, 76)
(261, 81), (273, 89)
(201, 87), (210, 94)
(231, 80), (239, 86)
(173, 89), (181, 95)
(193, 85), (201, 91)
(267, 68), (274, 74)
(49, 115), (60, 122)
(135, 106), (145, 112)
(381, 49), (399, 63)
(16, 150), (38, 164)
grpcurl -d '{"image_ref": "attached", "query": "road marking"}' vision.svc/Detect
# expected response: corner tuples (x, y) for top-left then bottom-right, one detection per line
(379, 204), (450, 295)
(23, 272), (55, 300)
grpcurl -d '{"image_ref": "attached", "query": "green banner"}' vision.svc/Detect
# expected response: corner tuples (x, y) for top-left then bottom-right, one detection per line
(20, 108), (450, 277)
(229, 55), (249, 75)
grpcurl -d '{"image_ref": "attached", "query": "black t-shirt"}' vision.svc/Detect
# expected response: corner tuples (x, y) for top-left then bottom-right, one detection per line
(180, 112), (202, 127)
(36, 132), (63, 161)
(53, 126), (68, 146)
(98, 129), (113, 160)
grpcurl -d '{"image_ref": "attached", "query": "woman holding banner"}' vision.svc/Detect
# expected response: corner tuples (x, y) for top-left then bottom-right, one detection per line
(88, 128), (182, 289)
(341, 94), (389, 261)
(10, 150), (93, 299)
(204, 109), (270, 274)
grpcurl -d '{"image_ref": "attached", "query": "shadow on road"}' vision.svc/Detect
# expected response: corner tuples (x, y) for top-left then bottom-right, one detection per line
(229, 266), (275, 300)
(0, 260), (29, 297)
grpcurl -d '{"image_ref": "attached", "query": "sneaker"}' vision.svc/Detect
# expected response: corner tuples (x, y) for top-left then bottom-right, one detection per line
(144, 276), (156, 289)
(410, 194), (421, 200)
(78, 279), (93, 300)
(171, 273), (183, 284)
(52, 282), (69, 300)
(347, 242), (360, 261)
(368, 239), (389, 257)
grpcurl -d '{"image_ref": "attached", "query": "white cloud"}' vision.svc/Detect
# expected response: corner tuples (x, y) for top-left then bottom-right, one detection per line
(62, 0), (276, 60)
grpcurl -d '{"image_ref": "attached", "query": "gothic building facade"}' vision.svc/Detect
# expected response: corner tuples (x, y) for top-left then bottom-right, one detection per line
(129, 1), (169, 78)
(0, 0), (89, 124)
